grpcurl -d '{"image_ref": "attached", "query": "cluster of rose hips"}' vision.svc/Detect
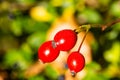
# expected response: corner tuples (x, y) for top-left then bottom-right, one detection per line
(38, 29), (85, 75)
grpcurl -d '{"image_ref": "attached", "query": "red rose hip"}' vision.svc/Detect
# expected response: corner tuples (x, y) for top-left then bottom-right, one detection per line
(67, 51), (85, 74)
(54, 29), (77, 51)
(38, 40), (60, 63)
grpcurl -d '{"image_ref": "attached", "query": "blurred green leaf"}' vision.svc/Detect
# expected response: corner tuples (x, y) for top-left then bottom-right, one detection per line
(79, 8), (102, 23)
(50, 0), (63, 7)
(29, 75), (45, 80)
(21, 18), (49, 33)
(84, 62), (109, 80)
(98, 0), (111, 6)
(17, 0), (35, 5)
(44, 65), (58, 79)
(83, 73), (109, 80)
(85, 62), (101, 71)
(27, 32), (46, 49)
(11, 20), (22, 36)
(104, 41), (120, 64)
(112, 23), (120, 31)
(103, 64), (120, 78)
(4, 49), (29, 70)
(105, 30), (119, 40)
(20, 43), (33, 62)
(109, 1), (120, 17)
(91, 40), (99, 54)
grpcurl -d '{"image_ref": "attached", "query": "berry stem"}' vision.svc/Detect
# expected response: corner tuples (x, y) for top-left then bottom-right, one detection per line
(75, 18), (120, 52)
(77, 28), (89, 52)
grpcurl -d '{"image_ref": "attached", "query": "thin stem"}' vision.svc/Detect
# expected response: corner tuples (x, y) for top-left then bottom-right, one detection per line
(77, 30), (89, 52)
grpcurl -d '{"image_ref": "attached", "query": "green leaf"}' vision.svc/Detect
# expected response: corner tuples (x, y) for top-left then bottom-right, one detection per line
(27, 32), (46, 49)
(104, 41), (120, 64)
(20, 43), (33, 62)
(11, 20), (22, 36)
(21, 18), (49, 33)
(44, 65), (58, 79)
(29, 75), (45, 80)
(79, 8), (102, 23)
(109, 1), (120, 17)
(85, 62), (101, 71)
(4, 49), (29, 70)
(84, 62), (109, 80)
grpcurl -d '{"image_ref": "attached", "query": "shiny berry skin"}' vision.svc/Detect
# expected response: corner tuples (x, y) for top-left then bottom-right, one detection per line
(67, 51), (85, 73)
(54, 29), (77, 51)
(38, 41), (60, 63)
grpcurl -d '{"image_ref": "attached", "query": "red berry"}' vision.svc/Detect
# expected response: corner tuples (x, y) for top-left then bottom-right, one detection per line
(67, 51), (85, 73)
(54, 29), (77, 51)
(38, 41), (60, 63)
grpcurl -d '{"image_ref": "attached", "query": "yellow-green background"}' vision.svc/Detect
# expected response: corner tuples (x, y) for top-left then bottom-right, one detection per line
(0, 0), (120, 80)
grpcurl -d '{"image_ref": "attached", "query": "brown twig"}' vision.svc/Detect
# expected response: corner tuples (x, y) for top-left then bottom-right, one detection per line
(101, 18), (120, 31)
(75, 18), (120, 34)
(89, 18), (120, 31)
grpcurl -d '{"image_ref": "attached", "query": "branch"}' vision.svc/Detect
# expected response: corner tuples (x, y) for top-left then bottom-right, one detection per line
(90, 18), (120, 31)
(74, 18), (120, 34)
(101, 18), (120, 31)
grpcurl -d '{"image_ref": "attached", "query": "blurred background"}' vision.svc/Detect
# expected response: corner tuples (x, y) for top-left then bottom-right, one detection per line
(0, 0), (120, 80)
